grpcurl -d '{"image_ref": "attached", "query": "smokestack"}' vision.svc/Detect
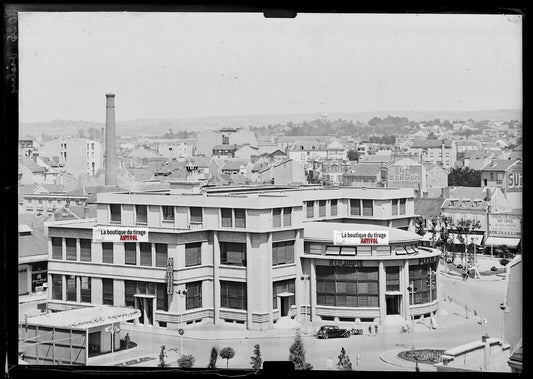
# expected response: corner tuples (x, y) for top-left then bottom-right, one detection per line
(105, 93), (118, 186)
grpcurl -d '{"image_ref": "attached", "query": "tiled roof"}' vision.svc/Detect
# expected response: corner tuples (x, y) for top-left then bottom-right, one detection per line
(346, 163), (382, 177)
(66, 204), (98, 219)
(481, 159), (520, 172)
(414, 198), (444, 217)
(221, 159), (249, 171)
(213, 144), (238, 151)
(449, 186), (487, 200)
(20, 157), (47, 173)
(468, 159), (491, 171)
(411, 139), (453, 149)
(18, 224), (48, 258)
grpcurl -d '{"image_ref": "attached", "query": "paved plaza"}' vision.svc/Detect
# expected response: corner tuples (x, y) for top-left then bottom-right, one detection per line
(88, 258), (509, 371)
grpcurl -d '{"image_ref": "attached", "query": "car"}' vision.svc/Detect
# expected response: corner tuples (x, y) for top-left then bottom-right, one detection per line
(314, 325), (351, 339)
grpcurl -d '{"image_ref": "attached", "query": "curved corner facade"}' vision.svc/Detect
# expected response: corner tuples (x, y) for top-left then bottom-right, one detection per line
(45, 185), (440, 330)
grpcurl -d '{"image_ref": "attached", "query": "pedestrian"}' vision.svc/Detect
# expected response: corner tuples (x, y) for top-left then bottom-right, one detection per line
(368, 325), (372, 335)
(374, 324), (378, 335)
(124, 333), (130, 349)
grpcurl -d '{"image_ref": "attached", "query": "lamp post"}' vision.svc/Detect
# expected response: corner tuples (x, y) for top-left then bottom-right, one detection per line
(176, 289), (187, 354)
(407, 283), (416, 350)
(462, 270), (469, 319)
(427, 268), (437, 308)
(300, 274), (310, 333)
(104, 323), (120, 365)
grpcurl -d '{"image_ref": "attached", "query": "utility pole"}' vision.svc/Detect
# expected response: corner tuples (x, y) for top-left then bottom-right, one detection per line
(104, 323), (120, 365)
(462, 270), (469, 319)
(407, 283), (417, 350)
(176, 289), (188, 354)
(300, 274), (310, 333)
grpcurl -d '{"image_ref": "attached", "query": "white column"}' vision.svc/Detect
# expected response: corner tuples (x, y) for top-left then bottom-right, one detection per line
(310, 258), (317, 321)
(213, 232), (221, 324)
(378, 260), (387, 322)
(267, 232), (273, 329)
(76, 239), (81, 261)
(246, 233), (253, 328)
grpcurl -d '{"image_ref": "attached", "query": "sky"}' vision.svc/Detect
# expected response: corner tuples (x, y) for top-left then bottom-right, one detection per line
(19, 12), (522, 123)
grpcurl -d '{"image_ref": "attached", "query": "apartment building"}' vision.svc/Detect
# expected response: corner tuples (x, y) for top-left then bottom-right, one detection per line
(45, 185), (434, 332)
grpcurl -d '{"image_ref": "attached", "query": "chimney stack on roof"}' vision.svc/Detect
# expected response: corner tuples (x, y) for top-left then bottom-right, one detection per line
(105, 93), (118, 186)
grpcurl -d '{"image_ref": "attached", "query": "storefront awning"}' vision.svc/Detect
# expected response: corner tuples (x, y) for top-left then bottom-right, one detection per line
(277, 292), (294, 297)
(449, 233), (484, 246)
(485, 237), (520, 247)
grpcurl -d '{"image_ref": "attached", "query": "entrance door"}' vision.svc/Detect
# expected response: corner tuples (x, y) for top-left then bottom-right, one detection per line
(88, 331), (101, 357)
(386, 295), (401, 315)
(146, 298), (153, 325)
(281, 297), (289, 317)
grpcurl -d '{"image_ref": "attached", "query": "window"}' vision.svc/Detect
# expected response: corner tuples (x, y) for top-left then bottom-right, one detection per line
(272, 241), (295, 266)
(220, 242), (246, 266)
(386, 266), (400, 291)
(234, 209), (246, 228)
(319, 200), (326, 217)
(331, 199), (338, 216)
(221, 208), (232, 227)
(66, 276), (76, 301)
(273, 279), (295, 309)
(190, 207), (202, 224)
(52, 275), (62, 300)
(155, 244), (168, 268)
(162, 206), (174, 222)
(81, 277), (91, 303)
(490, 173), (494, 180)
(140, 243), (152, 266)
(156, 283), (168, 311)
(273, 208), (282, 228)
(185, 243), (202, 267)
(80, 239), (91, 262)
(136, 205), (148, 224)
(19, 269), (29, 295)
(392, 199), (399, 216)
(220, 281), (246, 310)
(400, 199), (406, 215)
(52, 237), (62, 259)
(125, 280), (136, 307)
(306, 201), (314, 218)
(102, 278), (114, 305)
(350, 199), (361, 216)
(186, 281), (202, 310)
(102, 242), (114, 264)
(362, 200), (373, 217)
(125, 243), (136, 265)
(65, 238), (77, 261)
(316, 266), (379, 307)
(283, 208), (292, 227)
(110, 204), (121, 223)
(409, 262), (438, 304)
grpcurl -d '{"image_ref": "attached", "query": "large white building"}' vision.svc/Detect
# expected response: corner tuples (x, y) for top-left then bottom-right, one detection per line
(44, 184), (439, 332)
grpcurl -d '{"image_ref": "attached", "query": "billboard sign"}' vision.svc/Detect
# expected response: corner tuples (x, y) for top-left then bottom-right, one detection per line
(92, 226), (149, 242)
(507, 163), (522, 192)
(166, 258), (174, 295)
(333, 231), (389, 245)
(489, 214), (521, 237)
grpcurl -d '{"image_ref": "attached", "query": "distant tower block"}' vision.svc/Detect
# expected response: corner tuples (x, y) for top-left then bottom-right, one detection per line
(321, 113), (328, 122)
(105, 93), (118, 186)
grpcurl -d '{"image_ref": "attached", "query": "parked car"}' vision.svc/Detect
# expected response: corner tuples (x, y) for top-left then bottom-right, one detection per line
(314, 325), (351, 339)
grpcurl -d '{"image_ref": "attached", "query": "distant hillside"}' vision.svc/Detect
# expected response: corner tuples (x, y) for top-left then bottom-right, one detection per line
(19, 109), (521, 138)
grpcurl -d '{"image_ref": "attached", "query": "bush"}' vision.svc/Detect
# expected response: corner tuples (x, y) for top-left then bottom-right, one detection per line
(250, 344), (262, 370)
(500, 258), (510, 266)
(177, 354), (195, 368)
(220, 347), (235, 368)
(207, 347), (218, 369)
(289, 332), (313, 370)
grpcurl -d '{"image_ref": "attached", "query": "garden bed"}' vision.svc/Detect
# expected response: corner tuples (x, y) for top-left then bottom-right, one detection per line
(397, 349), (445, 364)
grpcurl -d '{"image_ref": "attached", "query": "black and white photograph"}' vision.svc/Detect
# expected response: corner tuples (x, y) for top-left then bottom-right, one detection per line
(8, 6), (523, 374)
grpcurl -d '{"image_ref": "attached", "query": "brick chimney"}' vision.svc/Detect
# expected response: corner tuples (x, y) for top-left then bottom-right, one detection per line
(105, 93), (118, 185)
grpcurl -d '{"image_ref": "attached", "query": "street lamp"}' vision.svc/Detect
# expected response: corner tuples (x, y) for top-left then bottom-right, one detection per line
(104, 323), (120, 365)
(426, 268), (437, 305)
(300, 274), (310, 333)
(176, 289), (188, 354)
(407, 283), (417, 350)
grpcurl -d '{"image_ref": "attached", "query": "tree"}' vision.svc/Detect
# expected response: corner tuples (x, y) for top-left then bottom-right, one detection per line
(177, 354), (195, 368)
(219, 347), (235, 368)
(427, 132), (438, 140)
(347, 149), (359, 162)
(337, 347), (352, 371)
(289, 332), (313, 370)
(415, 217), (426, 236)
(448, 167), (482, 187)
(437, 216), (453, 262)
(207, 347), (218, 369)
(158, 345), (168, 367)
(250, 344), (262, 369)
